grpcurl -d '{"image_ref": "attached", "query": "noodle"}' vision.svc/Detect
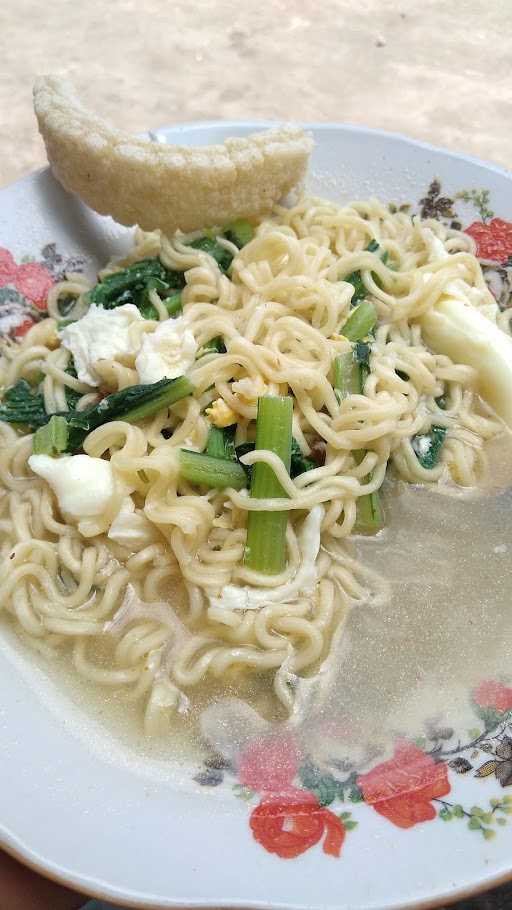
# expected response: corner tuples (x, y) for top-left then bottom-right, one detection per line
(0, 195), (504, 736)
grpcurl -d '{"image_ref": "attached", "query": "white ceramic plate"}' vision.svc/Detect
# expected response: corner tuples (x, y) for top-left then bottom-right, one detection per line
(1, 122), (512, 910)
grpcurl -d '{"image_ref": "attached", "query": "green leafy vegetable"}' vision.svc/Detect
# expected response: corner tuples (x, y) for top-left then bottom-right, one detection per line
(32, 415), (69, 456)
(245, 396), (293, 575)
(140, 291), (182, 321)
(206, 425), (236, 461)
(341, 301), (377, 342)
(28, 377), (194, 454)
(412, 425), (447, 469)
(87, 258), (186, 315)
(0, 379), (48, 429)
(236, 438), (316, 482)
(179, 449), (247, 490)
(225, 219), (255, 249)
(63, 361), (81, 411)
(202, 336), (226, 354)
(334, 342), (371, 399)
(189, 237), (233, 273)
(345, 240), (390, 303)
(290, 438), (317, 477)
(353, 449), (385, 535)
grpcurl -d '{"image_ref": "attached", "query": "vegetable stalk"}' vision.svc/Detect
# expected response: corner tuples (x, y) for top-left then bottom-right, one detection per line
(179, 449), (247, 490)
(244, 396), (293, 575)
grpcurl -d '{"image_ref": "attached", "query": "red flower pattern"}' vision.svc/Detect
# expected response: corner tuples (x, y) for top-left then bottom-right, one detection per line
(238, 735), (300, 793)
(357, 741), (450, 829)
(14, 261), (54, 310)
(0, 249), (17, 286)
(12, 317), (37, 338)
(0, 246), (54, 310)
(473, 680), (512, 714)
(250, 787), (345, 859)
(465, 218), (512, 262)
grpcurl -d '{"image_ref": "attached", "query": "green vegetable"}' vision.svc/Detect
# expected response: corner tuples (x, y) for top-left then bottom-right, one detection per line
(435, 393), (448, 410)
(236, 437), (316, 481)
(412, 425), (447, 469)
(29, 377), (194, 454)
(179, 449), (247, 490)
(290, 438), (317, 477)
(341, 301), (377, 342)
(140, 291), (182, 321)
(89, 376), (194, 427)
(245, 396), (293, 575)
(32, 415), (69, 456)
(189, 237), (233, 273)
(334, 342), (371, 399)
(353, 449), (385, 535)
(57, 294), (80, 318)
(206, 425), (236, 461)
(345, 241), (390, 303)
(354, 490), (385, 534)
(0, 379), (48, 429)
(87, 258), (185, 314)
(396, 369), (409, 382)
(63, 361), (81, 411)
(225, 219), (255, 249)
(202, 336), (226, 354)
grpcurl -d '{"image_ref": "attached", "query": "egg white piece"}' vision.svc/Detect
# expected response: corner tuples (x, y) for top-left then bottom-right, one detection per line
(135, 316), (197, 384)
(28, 453), (116, 536)
(59, 303), (143, 386)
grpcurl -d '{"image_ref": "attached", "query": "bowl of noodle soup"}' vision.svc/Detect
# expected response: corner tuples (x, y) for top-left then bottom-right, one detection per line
(1, 121), (512, 909)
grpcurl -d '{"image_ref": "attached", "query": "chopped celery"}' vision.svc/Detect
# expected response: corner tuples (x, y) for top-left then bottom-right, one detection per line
(179, 449), (247, 490)
(341, 301), (377, 342)
(32, 415), (69, 456)
(244, 396), (293, 575)
(206, 425), (236, 461)
(353, 449), (385, 534)
(354, 490), (384, 534)
(334, 342), (370, 399)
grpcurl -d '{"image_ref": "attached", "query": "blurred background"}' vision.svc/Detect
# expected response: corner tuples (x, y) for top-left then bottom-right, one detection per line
(1, 0), (511, 187)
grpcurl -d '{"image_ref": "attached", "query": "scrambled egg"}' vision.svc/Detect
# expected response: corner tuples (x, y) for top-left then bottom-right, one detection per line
(205, 398), (237, 427)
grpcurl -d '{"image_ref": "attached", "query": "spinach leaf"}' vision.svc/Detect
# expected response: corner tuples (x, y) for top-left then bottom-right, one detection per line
(412, 425), (447, 469)
(88, 258), (186, 314)
(189, 237), (233, 273)
(202, 336), (226, 354)
(64, 361), (81, 411)
(0, 379), (48, 429)
(235, 438), (316, 481)
(290, 438), (317, 477)
(345, 241), (390, 304)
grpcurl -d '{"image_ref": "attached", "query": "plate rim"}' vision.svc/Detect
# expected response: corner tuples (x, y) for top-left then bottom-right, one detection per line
(1, 119), (512, 910)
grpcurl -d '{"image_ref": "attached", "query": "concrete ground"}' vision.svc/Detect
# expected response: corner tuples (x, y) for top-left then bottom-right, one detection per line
(0, 0), (511, 188)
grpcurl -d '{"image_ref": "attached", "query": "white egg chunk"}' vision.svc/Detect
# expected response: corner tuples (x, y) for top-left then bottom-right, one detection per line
(59, 303), (143, 386)
(28, 453), (116, 536)
(419, 229), (512, 426)
(108, 496), (158, 551)
(422, 297), (512, 427)
(135, 316), (197, 384)
(209, 505), (324, 611)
